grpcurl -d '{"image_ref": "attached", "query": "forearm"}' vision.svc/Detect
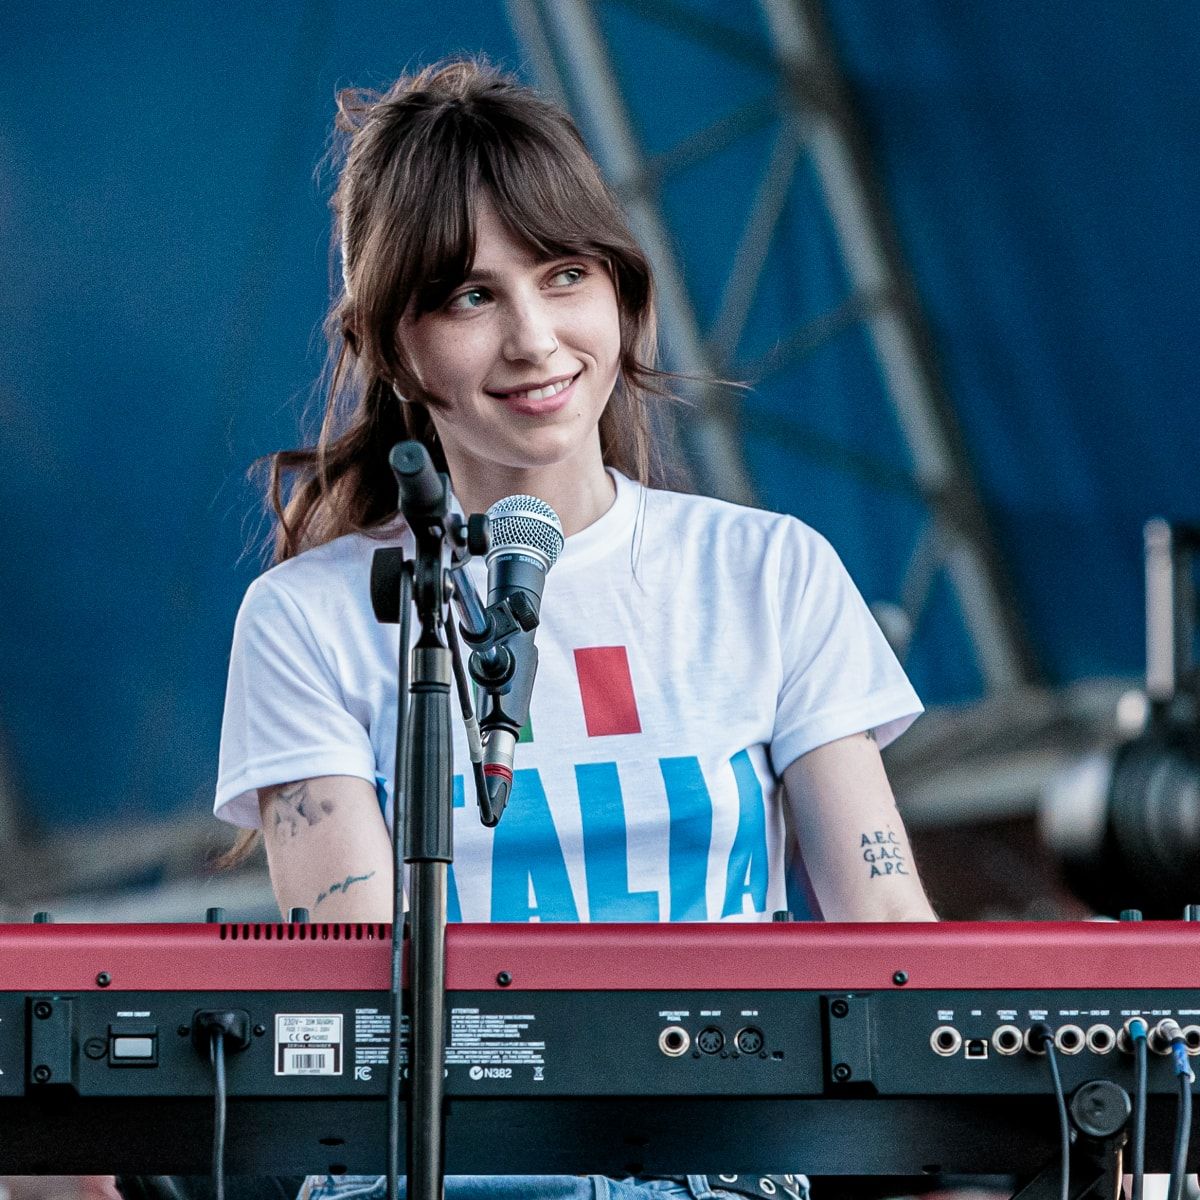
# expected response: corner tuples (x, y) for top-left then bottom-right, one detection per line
(812, 808), (935, 922)
(258, 776), (396, 922)
(818, 852), (937, 922)
(785, 732), (937, 922)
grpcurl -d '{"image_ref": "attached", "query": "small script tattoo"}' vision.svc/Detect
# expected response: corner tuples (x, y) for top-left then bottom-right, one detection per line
(861, 828), (909, 879)
(266, 781), (335, 842)
(315, 871), (378, 909)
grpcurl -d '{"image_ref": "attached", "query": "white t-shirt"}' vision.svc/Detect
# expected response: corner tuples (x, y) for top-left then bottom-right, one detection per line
(215, 469), (921, 922)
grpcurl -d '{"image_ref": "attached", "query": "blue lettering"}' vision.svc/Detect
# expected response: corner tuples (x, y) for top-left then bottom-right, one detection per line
(659, 756), (713, 920)
(783, 852), (816, 922)
(722, 749), (770, 917)
(490, 769), (579, 922)
(446, 775), (464, 923)
(576, 763), (659, 921)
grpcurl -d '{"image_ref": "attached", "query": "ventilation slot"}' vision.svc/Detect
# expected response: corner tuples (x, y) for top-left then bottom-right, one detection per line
(216, 922), (392, 941)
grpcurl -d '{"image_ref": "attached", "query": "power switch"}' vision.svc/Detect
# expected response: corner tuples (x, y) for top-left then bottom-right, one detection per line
(109, 1026), (158, 1066)
(112, 1036), (154, 1058)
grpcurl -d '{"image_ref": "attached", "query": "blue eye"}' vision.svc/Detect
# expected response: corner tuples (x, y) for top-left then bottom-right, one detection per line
(448, 288), (487, 311)
(551, 267), (585, 286)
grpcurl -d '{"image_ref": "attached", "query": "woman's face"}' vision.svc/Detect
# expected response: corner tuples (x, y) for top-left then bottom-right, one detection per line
(400, 196), (622, 489)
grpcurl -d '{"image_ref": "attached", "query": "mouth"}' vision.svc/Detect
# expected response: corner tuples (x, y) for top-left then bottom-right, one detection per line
(486, 371), (580, 402)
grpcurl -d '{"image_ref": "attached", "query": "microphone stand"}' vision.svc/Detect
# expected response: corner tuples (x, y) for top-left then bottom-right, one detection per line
(370, 442), (483, 1200)
(370, 443), (545, 1200)
(404, 502), (450, 1200)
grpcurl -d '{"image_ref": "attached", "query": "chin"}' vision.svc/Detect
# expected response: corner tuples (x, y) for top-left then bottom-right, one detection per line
(496, 431), (593, 467)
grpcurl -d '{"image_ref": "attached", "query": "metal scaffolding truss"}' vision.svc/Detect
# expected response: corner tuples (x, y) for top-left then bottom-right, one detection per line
(507, 0), (1039, 694)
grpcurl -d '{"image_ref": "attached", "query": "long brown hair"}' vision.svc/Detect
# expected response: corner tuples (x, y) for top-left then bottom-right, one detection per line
(270, 57), (681, 565)
(217, 58), (683, 870)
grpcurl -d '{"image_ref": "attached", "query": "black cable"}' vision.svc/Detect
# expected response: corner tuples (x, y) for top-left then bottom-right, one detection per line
(1046, 1046), (1070, 1200)
(1168, 1039), (1194, 1200)
(388, 567), (412, 1200)
(1030, 1023), (1069, 1200)
(209, 1030), (227, 1200)
(444, 605), (491, 825)
(1131, 1018), (1149, 1200)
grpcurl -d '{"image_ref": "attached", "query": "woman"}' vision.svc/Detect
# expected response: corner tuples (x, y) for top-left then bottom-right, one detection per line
(215, 58), (934, 1200)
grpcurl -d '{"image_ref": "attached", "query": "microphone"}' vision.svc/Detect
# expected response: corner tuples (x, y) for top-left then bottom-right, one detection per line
(477, 495), (564, 821)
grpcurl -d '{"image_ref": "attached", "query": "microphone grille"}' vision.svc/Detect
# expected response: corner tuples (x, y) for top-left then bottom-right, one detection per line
(486, 495), (565, 567)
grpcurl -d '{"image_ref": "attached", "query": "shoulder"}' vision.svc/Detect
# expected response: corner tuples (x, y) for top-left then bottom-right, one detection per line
(635, 478), (836, 574)
(239, 522), (408, 627)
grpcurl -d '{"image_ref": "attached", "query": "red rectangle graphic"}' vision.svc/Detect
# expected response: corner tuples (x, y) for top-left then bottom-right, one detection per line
(574, 646), (641, 737)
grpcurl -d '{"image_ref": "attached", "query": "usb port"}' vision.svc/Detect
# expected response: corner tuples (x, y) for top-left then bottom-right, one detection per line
(965, 1039), (989, 1059)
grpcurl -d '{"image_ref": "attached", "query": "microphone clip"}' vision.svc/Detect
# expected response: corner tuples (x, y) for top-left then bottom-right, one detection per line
(461, 594), (540, 691)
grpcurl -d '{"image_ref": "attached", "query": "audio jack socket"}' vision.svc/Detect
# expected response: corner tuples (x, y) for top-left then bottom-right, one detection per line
(992, 1025), (1023, 1056)
(658, 1026), (690, 1057)
(931, 1026), (962, 1056)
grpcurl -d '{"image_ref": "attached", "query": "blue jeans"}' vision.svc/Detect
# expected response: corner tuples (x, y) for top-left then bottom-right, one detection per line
(301, 1175), (804, 1200)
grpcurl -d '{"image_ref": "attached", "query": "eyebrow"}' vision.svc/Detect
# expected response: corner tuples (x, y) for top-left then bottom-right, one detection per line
(460, 268), (504, 283)
(461, 254), (585, 284)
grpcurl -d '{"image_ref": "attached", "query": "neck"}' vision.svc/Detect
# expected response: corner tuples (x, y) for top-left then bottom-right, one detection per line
(444, 447), (616, 538)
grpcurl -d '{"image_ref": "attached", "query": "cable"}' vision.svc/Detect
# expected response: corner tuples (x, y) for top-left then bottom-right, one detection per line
(1130, 1017), (1149, 1200)
(1029, 1023), (1070, 1200)
(192, 1010), (248, 1198)
(444, 604), (491, 824)
(1167, 1030), (1194, 1200)
(388, 566), (413, 1200)
(1046, 1044), (1070, 1200)
(209, 1028), (227, 1200)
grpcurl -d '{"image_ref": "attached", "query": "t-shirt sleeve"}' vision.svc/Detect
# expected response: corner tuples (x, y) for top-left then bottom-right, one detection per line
(214, 574), (377, 829)
(770, 521), (922, 773)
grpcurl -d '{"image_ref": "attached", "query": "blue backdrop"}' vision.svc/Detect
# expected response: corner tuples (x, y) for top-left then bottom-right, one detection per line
(1, 1), (1195, 832)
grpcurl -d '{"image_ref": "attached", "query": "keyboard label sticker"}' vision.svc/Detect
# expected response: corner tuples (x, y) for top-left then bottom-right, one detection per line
(353, 1007), (409, 1075)
(275, 1014), (343, 1076)
(448, 1007), (546, 1081)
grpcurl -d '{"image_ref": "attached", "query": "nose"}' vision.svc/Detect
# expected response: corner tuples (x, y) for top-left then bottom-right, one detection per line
(501, 292), (559, 363)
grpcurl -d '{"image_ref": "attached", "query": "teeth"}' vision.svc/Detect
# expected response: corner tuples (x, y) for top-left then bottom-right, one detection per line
(506, 377), (572, 401)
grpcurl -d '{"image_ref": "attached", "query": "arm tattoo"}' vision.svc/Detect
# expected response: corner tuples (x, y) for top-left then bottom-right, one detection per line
(863, 729), (877, 742)
(315, 871), (377, 909)
(264, 780), (335, 843)
(860, 828), (910, 879)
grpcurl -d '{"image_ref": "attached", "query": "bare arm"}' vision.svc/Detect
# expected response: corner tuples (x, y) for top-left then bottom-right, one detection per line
(783, 731), (936, 921)
(258, 775), (396, 922)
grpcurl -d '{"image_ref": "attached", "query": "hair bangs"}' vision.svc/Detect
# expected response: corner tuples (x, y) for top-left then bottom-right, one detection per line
(403, 119), (482, 316)
(477, 121), (609, 263)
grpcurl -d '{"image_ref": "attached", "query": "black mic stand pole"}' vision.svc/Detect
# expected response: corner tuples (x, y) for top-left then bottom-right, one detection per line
(372, 445), (541, 1199)
(386, 442), (456, 1200)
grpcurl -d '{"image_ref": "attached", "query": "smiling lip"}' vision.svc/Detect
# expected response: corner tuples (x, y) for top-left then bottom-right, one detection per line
(488, 371), (580, 416)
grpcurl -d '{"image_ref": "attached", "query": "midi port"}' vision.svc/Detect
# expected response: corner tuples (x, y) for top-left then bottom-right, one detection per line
(659, 1026), (690, 1057)
(1086, 1024), (1117, 1055)
(964, 1038), (988, 1059)
(696, 1026), (725, 1055)
(735, 1026), (765, 1055)
(1055, 1024), (1085, 1055)
(931, 1025), (962, 1057)
(992, 1025), (1023, 1056)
